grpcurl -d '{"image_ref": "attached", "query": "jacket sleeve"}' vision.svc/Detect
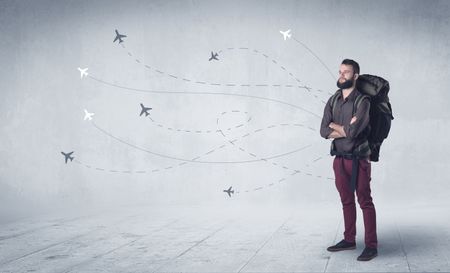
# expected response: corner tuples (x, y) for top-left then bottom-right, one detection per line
(343, 98), (370, 139)
(320, 97), (333, 139)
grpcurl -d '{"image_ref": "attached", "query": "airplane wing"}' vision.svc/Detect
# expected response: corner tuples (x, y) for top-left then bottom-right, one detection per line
(113, 36), (119, 42)
(227, 192), (231, 197)
(139, 103), (145, 116)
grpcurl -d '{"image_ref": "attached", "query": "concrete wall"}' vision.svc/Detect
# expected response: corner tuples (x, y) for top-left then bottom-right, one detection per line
(1, 0), (449, 218)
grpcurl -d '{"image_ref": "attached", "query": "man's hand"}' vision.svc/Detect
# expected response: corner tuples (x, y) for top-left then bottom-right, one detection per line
(327, 116), (357, 139)
(329, 122), (346, 137)
(327, 130), (344, 139)
(328, 122), (338, 130)
(329, 122), (343, 132)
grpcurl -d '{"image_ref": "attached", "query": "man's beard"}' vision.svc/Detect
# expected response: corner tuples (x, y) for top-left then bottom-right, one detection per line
(336, 78), (354, 89)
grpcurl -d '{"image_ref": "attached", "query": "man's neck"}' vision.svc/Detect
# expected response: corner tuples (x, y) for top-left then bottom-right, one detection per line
(342, 86), (355, 100)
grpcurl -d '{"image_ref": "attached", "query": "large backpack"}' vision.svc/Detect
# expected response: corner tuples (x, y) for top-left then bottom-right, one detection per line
(330, 74), (394, 162)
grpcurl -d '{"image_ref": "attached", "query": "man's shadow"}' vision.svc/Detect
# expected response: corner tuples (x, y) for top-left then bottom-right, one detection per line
(373, 225), (445, 257)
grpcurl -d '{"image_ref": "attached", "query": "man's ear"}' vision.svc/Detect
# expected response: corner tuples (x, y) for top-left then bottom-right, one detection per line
(354, 73), (359, 80)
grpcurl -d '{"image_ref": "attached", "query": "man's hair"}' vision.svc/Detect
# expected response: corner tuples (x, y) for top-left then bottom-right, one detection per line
(341, 59), (360, 75)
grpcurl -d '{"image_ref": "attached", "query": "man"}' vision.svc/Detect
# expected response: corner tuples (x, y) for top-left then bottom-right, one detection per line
(320, 59), (378, 261)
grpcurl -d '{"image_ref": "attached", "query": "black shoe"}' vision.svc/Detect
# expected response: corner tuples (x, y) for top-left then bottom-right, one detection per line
(327, 239), (356, 252)
(357, 247), (378, 261)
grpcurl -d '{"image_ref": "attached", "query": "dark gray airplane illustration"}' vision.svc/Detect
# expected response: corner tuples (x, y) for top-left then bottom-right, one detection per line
(140, 103), (152, 116)
(61, 151), (74, 164)
(113, 29), (127, 43)
(209, 51), (219, 61)
(223, 186), (234, 197)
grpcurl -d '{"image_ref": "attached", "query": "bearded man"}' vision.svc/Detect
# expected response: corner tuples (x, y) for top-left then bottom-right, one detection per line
(320, 59), (378, 261)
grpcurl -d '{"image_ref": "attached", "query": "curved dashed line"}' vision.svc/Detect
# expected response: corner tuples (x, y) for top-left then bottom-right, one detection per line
(119, 44), (331, 101)
(75, 111), (325, 176)
(87, 75), (321, 119)
(215, 112), (334, 195)
(89, 118), (319, 165)
(142, 110), (251, 134)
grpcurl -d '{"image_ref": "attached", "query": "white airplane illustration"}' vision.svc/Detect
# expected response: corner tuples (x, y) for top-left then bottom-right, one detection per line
(84, 109), (94, 121)
(78, 67), (89, 79)
(279, 29), (292, 40)
(113, 29), (127, 43)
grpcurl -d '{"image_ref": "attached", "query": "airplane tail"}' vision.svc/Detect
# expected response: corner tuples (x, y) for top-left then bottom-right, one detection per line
(69, 157), (74, 161)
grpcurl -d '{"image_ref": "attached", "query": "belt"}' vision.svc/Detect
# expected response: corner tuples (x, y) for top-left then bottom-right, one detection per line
(335, 154), (354, 160)
(334, 154), (368, 160)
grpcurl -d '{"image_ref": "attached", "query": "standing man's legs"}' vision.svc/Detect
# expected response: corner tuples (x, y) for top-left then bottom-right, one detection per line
(333, 156), (357, 243)
(356, 159), (377, 249)
(333, 157), (378, 247)
(329, 156), (378, 260)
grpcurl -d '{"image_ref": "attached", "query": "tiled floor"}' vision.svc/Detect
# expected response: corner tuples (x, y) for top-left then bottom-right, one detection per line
(0, 204), (448, 273)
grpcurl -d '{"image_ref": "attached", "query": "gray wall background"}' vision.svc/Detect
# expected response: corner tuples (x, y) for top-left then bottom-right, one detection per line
(1, 0), (449, 219)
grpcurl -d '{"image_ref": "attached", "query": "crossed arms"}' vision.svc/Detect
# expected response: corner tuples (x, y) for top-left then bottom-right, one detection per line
(320, 97), (370, 140)
(327, 117), (357, 139)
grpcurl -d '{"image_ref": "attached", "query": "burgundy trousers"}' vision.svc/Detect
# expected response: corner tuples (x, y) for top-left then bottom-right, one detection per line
(333, 156), (378, 248)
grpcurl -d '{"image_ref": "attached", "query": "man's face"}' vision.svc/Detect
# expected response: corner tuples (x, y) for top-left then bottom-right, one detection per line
(337, 64), (357, 89)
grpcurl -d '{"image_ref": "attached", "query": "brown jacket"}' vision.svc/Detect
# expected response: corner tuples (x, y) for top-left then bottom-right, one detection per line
(320, 88), (370, 156)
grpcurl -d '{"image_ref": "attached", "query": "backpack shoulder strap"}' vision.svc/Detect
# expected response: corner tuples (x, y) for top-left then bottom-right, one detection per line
(330, 90), (341, 117)
(353, 94), (370, 116)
